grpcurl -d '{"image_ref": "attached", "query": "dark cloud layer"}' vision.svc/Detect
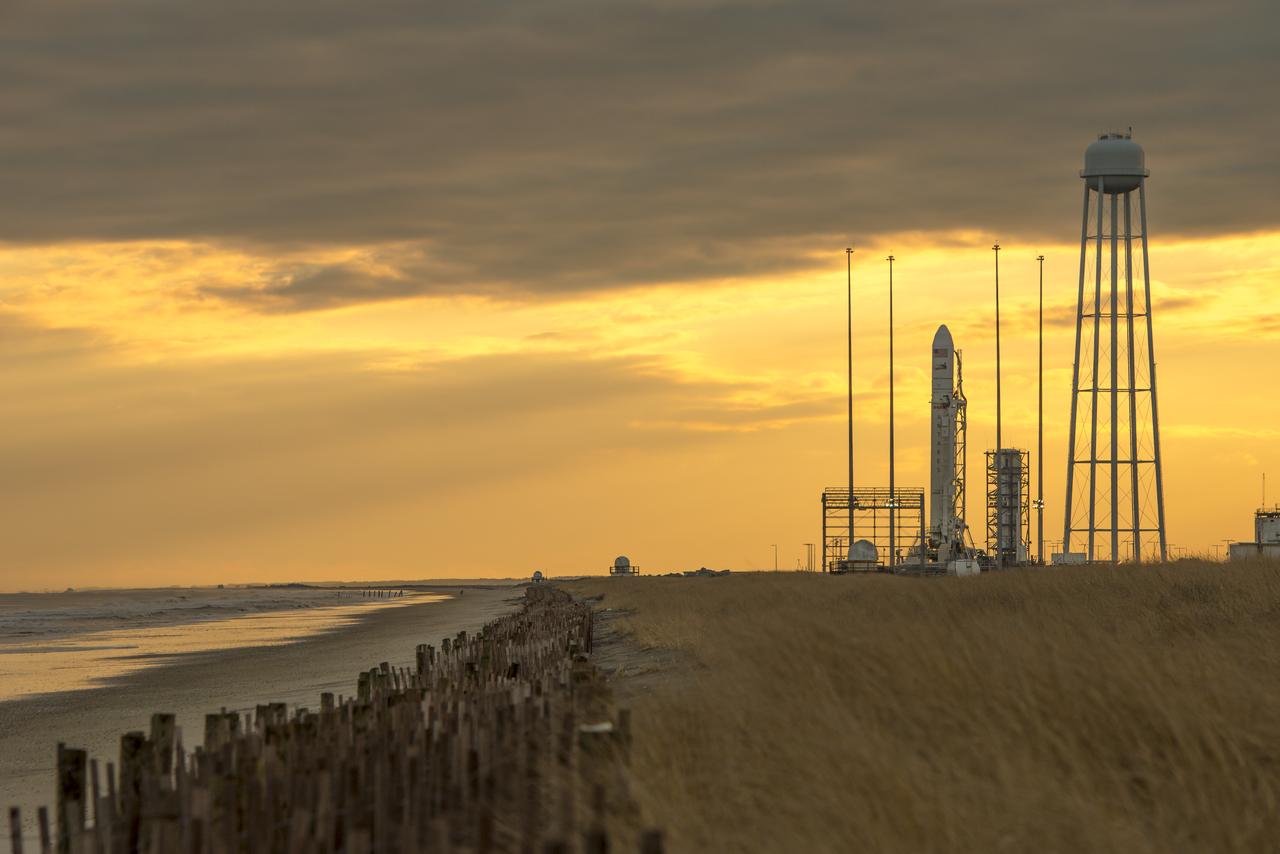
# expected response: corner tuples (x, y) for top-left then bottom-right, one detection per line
(2, 0), (1277, 309)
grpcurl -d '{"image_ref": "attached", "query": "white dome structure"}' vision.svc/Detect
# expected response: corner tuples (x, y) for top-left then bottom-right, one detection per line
(850, 539), (879, 563)
(609, 555), (639, 576)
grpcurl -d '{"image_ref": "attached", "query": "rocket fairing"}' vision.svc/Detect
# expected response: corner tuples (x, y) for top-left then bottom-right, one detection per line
(929, 325), (960, 549)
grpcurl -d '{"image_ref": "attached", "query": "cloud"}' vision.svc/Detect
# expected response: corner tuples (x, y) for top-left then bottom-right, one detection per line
(927, 287), (1217, 348)
(0, 310), (842, 581)
(0, 0), (1277, 310)
(202, 261), (425, 312)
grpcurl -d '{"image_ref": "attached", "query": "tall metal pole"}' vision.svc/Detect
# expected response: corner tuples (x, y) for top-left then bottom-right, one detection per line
(846, 247), (855, 565)
(1037, 254), (1045, 565)
(887, 254), (896, 568)
(993, 243), (1002, 570)
(993, 244), (1002, 453)
(772, 544), (778, 572)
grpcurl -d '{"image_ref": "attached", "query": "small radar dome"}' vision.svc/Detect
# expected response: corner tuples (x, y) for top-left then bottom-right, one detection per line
(613, 556), (631, 569)
(1082, 131), (1147, 194)
(532, 570), (544, 582)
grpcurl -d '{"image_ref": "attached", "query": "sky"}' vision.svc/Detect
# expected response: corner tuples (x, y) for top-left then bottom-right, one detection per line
(2, 0), (1278, 588)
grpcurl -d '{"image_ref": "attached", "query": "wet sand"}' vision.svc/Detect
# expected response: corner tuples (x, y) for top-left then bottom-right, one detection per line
(0, 585), (521, 838)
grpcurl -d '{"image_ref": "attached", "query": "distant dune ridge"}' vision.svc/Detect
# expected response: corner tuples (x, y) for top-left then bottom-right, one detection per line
(566, 563), (1280, 853)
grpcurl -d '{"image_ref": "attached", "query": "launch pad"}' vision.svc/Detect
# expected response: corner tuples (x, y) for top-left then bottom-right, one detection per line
(819, 323), (989, 574)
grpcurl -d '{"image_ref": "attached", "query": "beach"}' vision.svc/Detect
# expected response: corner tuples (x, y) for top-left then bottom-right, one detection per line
(0, 584), (520, 840)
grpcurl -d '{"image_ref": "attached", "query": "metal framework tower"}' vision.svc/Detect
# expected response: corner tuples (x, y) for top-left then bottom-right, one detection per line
(987, 449), (1030, 565)
(1063, 131), (1168, 562)
(953, 352), (968, 547)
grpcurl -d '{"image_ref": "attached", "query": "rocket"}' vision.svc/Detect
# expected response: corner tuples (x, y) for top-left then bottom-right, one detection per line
(930, 325), (958, 547)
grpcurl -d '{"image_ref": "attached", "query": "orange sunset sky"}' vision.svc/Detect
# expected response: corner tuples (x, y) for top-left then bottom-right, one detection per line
(2, 1), (1277, 588)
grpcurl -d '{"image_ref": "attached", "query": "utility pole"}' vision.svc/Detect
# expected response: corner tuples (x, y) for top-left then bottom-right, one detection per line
(1037, 254), (1045, 565)
(993, 243), (1003, 570)
(772, 543), (778, 572)
(846, 247), (855, 567)
(887, 254), (896, 569)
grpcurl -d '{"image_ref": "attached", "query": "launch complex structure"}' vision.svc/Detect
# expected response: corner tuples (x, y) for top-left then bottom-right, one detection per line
(821, 322), (1017, 575)
(821, 130), (1167, 573)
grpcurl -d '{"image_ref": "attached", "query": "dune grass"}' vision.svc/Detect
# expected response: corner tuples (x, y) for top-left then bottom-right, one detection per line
(564, 561), (1280, 853)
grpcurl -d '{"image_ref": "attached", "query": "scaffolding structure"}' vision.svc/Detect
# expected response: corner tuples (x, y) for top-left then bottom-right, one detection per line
(953, 354), (968, 539)
(821, 487), (926, 572)
(986, 450), (1030, 566)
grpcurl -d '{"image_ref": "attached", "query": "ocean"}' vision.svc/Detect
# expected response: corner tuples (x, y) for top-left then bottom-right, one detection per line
(0, 585), (427, 702)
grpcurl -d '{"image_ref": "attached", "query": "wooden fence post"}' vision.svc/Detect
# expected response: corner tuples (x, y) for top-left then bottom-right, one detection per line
(55, 743), (86, 854)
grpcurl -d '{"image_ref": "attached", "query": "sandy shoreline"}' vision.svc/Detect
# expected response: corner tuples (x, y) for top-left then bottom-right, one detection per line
(0, 585), (521, 839)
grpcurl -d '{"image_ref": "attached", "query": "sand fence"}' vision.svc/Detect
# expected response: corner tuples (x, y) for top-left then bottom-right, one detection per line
(7, 585), (657, 853)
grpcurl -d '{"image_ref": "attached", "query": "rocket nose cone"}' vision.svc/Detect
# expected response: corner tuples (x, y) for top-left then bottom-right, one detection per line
(933, 324), (953, 350)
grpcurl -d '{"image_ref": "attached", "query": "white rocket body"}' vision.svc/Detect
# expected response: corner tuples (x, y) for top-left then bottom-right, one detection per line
(930, 325), (958, 551)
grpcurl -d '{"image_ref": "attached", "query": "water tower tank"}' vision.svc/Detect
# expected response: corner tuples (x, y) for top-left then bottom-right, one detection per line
(1081, 132), (1147, 194)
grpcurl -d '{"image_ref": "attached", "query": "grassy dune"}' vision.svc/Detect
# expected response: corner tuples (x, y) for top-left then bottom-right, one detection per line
(564, 562), (1280, 853)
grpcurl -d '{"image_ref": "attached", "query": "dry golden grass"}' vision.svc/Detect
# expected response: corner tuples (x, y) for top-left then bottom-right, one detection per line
(564, 562), (1280, 853)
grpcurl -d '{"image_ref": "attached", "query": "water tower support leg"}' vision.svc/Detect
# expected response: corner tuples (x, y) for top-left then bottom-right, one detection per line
(1139, 180), (1168, 561)
(1064, 183), (1091, 556)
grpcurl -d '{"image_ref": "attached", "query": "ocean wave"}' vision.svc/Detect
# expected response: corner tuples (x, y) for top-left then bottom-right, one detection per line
(0, 587), (378, 646)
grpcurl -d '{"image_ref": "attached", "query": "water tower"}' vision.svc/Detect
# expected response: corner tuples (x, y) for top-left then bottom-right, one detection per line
(1062, 131), (1168, 563)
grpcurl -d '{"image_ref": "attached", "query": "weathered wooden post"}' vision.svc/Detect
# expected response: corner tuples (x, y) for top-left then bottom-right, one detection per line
(55, 743), (86, 854)
(116, 732), (145, 853)
(8, 806), (23, 854)
(36, 807), (51, 854)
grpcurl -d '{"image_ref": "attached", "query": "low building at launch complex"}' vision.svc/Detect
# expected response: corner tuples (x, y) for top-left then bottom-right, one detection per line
(1229, 510), (1280, 561)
